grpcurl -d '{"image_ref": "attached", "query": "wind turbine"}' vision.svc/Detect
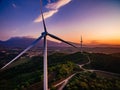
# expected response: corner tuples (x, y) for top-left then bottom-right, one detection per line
(0, 0), (77, 90)
(80, 36), (83, 53)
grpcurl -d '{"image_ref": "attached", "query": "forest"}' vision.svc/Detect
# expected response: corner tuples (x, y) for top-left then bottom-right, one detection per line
(0, 52), (120, 90)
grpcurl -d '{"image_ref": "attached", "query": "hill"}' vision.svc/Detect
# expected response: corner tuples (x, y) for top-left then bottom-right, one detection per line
(0, 52), (120, 90)
(0, 37), (79, 48)
(64, 72), (120, 90)
(110, 52), (120, 58)
(84, 53), (120, 74)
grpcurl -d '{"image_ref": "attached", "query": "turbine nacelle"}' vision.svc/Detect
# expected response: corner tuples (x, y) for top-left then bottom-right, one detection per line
(42, 31), (47, 36)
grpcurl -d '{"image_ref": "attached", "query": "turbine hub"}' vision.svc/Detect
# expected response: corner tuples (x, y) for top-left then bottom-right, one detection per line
(42, 32), (47, 36)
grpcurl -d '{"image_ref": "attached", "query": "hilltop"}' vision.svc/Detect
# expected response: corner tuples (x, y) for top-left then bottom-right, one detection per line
(0, 37), (79, 48)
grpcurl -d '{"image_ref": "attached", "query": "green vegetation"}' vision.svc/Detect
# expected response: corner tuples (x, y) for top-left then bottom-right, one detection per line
(0, 51), (28, 68)
(64, 72), (120, 90)
(0, 52), (83, 90)
(49, 61), (80, 82)
(84, 53), (120, 74)
(110, 52), (120, 58)
(0, 52), (120, 90)
(0, 52), (17, 68)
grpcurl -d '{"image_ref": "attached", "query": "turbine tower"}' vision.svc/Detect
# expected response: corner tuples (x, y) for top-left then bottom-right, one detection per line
(0, 0), (77, 90)
(80, 36), (83, 53)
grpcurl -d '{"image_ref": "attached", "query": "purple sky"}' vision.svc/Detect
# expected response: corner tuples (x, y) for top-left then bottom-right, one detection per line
(0, 0), (120, 45)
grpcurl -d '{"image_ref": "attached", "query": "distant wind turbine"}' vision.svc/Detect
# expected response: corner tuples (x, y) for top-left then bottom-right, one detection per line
(0, 0), (77, 90)
(80, 36), (83, 53)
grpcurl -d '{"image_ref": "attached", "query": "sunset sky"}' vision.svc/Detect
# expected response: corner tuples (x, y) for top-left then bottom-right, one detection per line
(0, 0), (120, 45)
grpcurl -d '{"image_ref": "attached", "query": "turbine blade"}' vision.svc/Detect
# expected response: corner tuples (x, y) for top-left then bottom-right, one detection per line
(40, 0), (47, 32)
(0, 34), (44, 70)
(48, 33), (77, 48)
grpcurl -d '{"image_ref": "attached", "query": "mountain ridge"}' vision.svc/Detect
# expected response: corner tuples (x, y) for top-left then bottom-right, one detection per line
(0, 37), (120, 48)
(0, 37), (79, 48)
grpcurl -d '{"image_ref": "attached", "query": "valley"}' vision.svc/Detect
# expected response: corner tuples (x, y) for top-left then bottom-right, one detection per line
(0, 50), (120, 90)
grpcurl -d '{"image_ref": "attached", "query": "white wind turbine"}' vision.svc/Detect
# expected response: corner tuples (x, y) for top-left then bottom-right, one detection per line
(80, 36), (83, 53)
(0, 0), (77, 90)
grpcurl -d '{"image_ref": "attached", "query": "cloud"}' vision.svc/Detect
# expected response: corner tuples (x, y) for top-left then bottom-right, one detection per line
(47, 0), (51, 3)
(34, 0), (71, 23)
(46, 0), (71, 10)
(34, 9), (58, 22)
(88, 40), (101, 45)
(12, 3), (17, 8)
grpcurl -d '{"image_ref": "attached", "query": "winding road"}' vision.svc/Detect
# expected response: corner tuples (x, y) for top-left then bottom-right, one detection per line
(53, 53), (120, 90)
(79, 53), (120, 76)
(54, 73), (77, 90)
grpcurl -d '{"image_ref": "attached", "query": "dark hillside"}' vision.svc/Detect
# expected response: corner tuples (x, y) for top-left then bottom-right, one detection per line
(0, 52), (120, 90)
(85, 53), (120, 74)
